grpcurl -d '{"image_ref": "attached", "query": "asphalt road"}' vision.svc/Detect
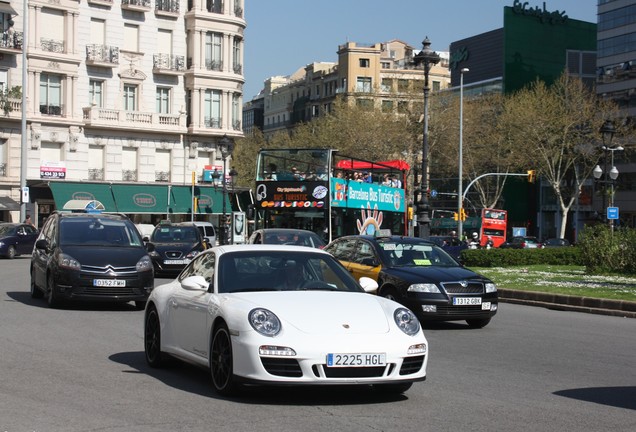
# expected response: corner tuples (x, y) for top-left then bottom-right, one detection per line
(1, 257), (635, 432)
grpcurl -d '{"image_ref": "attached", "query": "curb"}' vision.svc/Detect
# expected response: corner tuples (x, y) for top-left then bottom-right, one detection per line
(498, 289), (636, 319)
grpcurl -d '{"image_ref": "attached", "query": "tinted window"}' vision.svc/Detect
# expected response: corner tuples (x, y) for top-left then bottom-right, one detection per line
(60, 218), (142, 247)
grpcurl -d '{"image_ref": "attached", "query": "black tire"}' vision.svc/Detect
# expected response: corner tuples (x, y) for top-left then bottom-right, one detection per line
(144, 306), (164, 367)
(6, 245), (16, 259)
(372, 382), (413, 395)
(30, 269), (43, 299)
(135, 300), (147, 310)
(381, 287), (399, 302)
(466, 318), (491, 329)
(210, 323), (238, 396)
(46, 273), (61, 308)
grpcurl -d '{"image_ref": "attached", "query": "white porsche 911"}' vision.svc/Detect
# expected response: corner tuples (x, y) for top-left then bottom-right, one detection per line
(144, 245), (428, 396)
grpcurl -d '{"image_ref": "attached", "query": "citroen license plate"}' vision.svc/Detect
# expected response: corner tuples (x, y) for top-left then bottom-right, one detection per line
(93, 279), (126, 287)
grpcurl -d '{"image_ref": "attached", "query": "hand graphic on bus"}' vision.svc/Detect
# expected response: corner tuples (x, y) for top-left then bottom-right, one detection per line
(357, 203), (383, 235)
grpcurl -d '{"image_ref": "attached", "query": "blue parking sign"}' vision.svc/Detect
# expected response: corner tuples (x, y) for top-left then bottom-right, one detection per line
(607, 207), (619, 220)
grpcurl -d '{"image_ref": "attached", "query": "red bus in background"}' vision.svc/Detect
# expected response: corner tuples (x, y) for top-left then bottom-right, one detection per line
(480, 208), (507, 247)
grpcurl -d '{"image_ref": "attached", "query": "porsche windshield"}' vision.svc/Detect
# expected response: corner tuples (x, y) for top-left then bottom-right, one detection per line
(219, 251), (363, 294)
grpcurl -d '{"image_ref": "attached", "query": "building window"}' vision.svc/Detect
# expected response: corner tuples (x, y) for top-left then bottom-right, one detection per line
(205, 32), (223, 70)
(40, 73), (62, 115)
(88, 145), (104, 180)
(381, 78), (392, 92)
(155, 149), (171, 182)
(356, 77), (372, 92)
(356, 98), (373, 110)
(156, 87), (170, 114)
(0, 139), (6, 177)
(123, 147), (138, 181)
(40, 8), (65, 53)
(89, 80), (103, 107)
(123, 23), (139, 52)
(398, 79), (409, 92)
(41, 142), (64, 164)
(381, 62), (391, 69)
(397, 101), (409, 113)
(432, 81), (441, 91)
(232, 93), (240, 130)
(359, 58), (370, 68)
(381, 100), (393, 112)
(123, 84), (138, 111)
(232, 36), (242, 74)
(207, 0), (223, 13)
(204, 89), (222, 128)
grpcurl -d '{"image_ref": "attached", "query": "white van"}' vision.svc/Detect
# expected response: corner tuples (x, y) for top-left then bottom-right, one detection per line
(192, 221), (217, 246)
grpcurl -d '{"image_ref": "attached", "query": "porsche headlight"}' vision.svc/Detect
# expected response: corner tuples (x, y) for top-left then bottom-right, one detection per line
(394, 307), (421, 336)
(408, 283), (440, 293)
(249, 308), (281, 337)
(485, 282), (497, 293)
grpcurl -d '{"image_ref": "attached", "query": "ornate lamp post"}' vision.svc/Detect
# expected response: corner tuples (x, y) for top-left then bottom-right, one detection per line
(457, 67), (469, 239)
(218, 134), (235, 245)
(593, 120), (621, 229)
(413, 37), (440, 239)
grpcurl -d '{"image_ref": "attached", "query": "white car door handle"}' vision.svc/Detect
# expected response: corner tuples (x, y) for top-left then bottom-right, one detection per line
(170, 299), (178, 308)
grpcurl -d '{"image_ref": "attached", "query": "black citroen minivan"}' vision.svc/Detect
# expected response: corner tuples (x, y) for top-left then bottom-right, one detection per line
(30, 211), (154, 309)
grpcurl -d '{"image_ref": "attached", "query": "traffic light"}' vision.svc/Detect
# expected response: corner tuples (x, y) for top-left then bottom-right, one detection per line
(460, 208), (467, 221)
(453, 212), (459, 221)
(527, 170), (536, 183)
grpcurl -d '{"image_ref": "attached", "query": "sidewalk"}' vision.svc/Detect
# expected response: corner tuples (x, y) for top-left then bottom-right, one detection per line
(499, 289), (636, 319)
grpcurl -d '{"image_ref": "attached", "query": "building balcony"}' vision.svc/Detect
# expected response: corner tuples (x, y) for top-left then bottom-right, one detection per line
(88, 168), (104, 181)
(87, 0), (113, 7)
(123, 170), (138, 181)
(40, 104), (64, 116)
(205, 59), (223, 71)
(0, 31), (23, 54)
(83, 106), (187, 133)
(153, 54), (186, 75)
(155, 0), (180, 17)
(86, 45), (119, 68)
(40, 38), (65, 53)
(204, 117), (223, 129)
(121, 0), (151, 12)
(155, 171), (171, 182)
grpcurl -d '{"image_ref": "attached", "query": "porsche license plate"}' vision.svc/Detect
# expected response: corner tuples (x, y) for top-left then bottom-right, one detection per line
(164, 259), (189, 265)
(93, 279), (126, 287)
(326, 353), (386, 368)
(453, 297), (482, 305)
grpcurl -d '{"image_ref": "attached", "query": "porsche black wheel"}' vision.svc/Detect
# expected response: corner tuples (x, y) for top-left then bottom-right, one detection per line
(144, 306), (163, 367)
(210, 323), (238, 396)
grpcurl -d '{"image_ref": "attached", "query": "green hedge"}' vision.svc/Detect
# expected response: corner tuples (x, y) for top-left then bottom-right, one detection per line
(460, 247), (583, 267)
(577, 225), (636, 274)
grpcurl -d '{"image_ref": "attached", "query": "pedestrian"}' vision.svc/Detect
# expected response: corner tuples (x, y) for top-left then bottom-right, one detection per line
(24, 214), (35, 227)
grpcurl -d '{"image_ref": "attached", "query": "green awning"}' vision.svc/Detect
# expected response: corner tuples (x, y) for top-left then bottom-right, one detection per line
(49, 182), (230, 214)
(170, 185), (229, 214)
(110, 184), (170, 213)
(49, 182), (118, 212)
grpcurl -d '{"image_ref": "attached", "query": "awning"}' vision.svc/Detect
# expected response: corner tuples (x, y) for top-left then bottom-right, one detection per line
(48, 182), (118, 212)
(48, 182), (231, 215)
(0, 196), (20, 211)
(0, 2), (18, 15)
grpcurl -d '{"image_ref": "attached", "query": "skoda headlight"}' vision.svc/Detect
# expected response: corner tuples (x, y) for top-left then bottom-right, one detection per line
(136, 255), (153, 272)
(408, 283), (440, 293)
(394, 307), (421, 336)
(485, 282), (497, 293)
(249, 308), (281, 337)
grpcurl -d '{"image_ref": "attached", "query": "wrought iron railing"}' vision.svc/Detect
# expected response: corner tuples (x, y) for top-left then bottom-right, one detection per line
(0, 163), (6, 177)
(88, 168), (104, 180)
(122, 0), (151, 7)
(86, 45), (120, 64)
(40, 38), (64, 53)
(155, 0), (180, 13)
(205, 59), (223, 71)
(155, 171), (170, 182)
(153, 54), (186, 71)
(233, 63), (242, 74)
(0, 31), (23, 49)
(123, 170), (138, 181)
(204, 117), (222, 128)
(40, 104), (63, 116)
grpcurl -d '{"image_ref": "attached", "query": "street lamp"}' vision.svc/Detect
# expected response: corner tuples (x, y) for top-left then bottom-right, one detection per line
(413, 37), (441, 239)
(592, 120), (622, 229)
(458, 67), (469, 239)
(218, 134), (235, 245)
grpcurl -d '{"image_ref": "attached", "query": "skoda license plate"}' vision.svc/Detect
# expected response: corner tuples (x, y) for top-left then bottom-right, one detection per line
(326, 353), (386, 368)
(453, 297), (482, 306)
(93, 279), (126, 287)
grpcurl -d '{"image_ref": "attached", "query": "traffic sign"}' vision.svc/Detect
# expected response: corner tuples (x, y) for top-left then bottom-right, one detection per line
(430, 189), (437, 198)
(607, 207), (619, 220)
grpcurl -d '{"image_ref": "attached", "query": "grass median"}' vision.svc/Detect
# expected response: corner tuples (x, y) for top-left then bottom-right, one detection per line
(469, 265), (636, 303)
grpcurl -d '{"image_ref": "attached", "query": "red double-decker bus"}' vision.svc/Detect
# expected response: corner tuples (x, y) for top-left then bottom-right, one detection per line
(479, 208), (507, 247)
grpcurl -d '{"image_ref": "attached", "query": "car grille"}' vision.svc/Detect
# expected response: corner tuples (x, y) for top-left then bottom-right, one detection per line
(442, 281), (484, 294)
(81, 264), (138, 275)
(435, 305), (490, 316)
(399, 355), (425, 375)
(81, 286), (146, 297)
(320, 365), (388, 378)
(261, 358), (302, 377)
(164, 251), (184, 259)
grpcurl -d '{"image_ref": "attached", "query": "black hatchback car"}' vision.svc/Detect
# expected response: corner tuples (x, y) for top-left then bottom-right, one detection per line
(325, 233), (498, 328)
(147, 222), (208, 276)
(30, 212), (154, 308)
(0, 223), (39, 258)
